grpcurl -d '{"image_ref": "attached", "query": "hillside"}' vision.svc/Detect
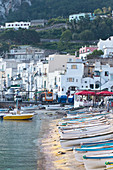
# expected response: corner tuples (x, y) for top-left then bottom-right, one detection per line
(1, 0), (113, 22)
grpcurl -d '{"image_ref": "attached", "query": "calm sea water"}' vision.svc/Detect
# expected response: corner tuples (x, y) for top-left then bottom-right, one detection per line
(0, 114), (45, 170)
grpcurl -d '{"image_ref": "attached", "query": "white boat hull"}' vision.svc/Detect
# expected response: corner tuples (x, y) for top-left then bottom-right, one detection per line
(60, 133), (113, 150)
(74, 149), (113, 163)
(83, 157), (113, 170)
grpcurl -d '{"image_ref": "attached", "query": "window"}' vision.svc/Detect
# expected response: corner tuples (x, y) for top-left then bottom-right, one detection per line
(90, 84), (94, 89)
(94, 71), (100, 77)
(76, 79), (78, 82)
(68, 58), (73, 62)
(85, 81), (87, 83)
(105, 71), (109, 76)
(67, 78), (74, 82)
(71, 65), (77, 69)
(86, 86), (88, 88)
(50, 57), (54, 61)
(95, 84), (100, 89)
(110, 74), (113, 81)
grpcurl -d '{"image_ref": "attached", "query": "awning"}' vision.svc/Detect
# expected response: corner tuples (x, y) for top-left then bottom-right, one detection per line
(75, 90), (95, 96)
(96, 91), (113, 96)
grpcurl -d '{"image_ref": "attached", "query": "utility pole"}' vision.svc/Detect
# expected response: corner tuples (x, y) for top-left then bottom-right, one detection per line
(35, 80), (37, 104)
(100, 66), (102, 91)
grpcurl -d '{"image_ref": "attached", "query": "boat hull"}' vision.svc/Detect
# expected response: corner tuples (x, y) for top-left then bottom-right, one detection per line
(60, 133), (113, 150)
(83, 156), (113, 170)
(3, 114), (34, 120)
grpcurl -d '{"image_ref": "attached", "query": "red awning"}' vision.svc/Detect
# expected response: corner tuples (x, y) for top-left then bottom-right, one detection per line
(75, 90), (95, 96)
(96, 91), (113, 96)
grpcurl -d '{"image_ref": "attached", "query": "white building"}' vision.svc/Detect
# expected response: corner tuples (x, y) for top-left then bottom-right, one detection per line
(48, 53), (76, 92)
(97, 36), (113, 58)
(5, 46), (45, 61)
(69, 13), (94, 22)
(79, 46), (97, 60)
(57, 59), (84, 96)
(5, 21), (31, 29)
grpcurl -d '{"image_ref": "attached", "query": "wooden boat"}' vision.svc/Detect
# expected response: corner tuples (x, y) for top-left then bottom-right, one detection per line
(105, 161), (113, 169)
(59, 115), (104, 125)
(58, 121), (108, 130)
(44, 104), (63, 110)
(60, 126), (113, 140)
(21, 105), (38, 111)
(74, 146), (113, 163)
(0, 108), (9, 112)
(60, 132), (113, 150)
(81, 139), (113, 148)
(59, 124), (111, 134)
(81, 140), (113, 148)
(83, 153), (113, 170)
(66, 111), (110, 120)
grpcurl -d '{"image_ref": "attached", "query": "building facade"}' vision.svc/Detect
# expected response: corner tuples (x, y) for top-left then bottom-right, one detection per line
(5, 22), (31, 29)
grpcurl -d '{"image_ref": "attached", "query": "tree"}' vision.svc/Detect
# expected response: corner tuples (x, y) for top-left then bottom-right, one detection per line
(79, 30), (95, 41)
(87, 50), (104, 59)
(60, 30), (72, 42)
(94, 8), (102, 15)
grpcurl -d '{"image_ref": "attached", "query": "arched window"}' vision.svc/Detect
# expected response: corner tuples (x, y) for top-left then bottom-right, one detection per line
(95, 81), (100, 89)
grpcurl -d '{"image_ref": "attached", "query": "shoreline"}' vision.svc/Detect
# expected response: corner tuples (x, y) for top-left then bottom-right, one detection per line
(40, 110), (85, 170)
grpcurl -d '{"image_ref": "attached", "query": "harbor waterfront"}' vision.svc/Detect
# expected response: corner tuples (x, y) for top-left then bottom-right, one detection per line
(0, 108), (65, 170)
(1, 105), (113, 170)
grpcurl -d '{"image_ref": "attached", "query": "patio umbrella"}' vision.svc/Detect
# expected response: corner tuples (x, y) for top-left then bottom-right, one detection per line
(75, 90), (95, 96)
(96, 91), (113, 96)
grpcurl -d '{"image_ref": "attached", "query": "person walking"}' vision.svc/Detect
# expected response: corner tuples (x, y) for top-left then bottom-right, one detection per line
(107, 100), (110, 112)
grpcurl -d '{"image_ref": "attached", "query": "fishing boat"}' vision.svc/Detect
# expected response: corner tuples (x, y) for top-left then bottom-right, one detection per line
(83, 153), (113, 170)
(3, 113), (34, 120)
(58, 120), (108, 130)
(0, 108), (9, 112)
(105, 161), (113, 169)
(60, 132), (113, 150)
(3, 100), (34, 120)
(81, 139), (113, 148)
(45, 104), (63, 110)
(60, 127), (113, 140)
(21, 105), (38, 111)
(59, 124), (112, 140)
(59, 115), (104, 126)
(74, 146), (113, 163)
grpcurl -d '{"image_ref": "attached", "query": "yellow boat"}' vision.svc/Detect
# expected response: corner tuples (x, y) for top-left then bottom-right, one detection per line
(3, 113), (34, 120)
(3, 109), (34, 120)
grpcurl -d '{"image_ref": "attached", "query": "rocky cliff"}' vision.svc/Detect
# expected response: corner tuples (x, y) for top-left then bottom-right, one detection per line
(0, 0), (31, 19)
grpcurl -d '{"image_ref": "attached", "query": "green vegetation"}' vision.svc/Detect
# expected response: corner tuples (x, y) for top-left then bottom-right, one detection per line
(87, 50), (104, 59)
(5, 0), (113, 22)
(0, 29), (40, 45)
(0, 29), (40, 54)
(1, 14), (113, 55)
(69, 16), (113, 40)
(39, 28), (63, 39)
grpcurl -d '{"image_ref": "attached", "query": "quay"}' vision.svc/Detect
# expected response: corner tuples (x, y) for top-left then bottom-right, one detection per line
(0, 101), (41, 108)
